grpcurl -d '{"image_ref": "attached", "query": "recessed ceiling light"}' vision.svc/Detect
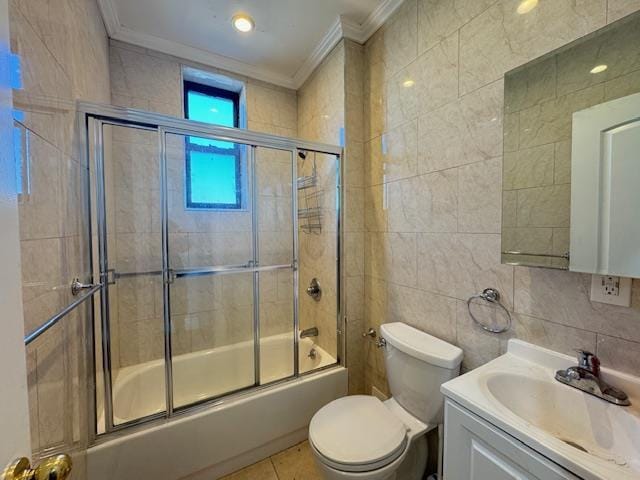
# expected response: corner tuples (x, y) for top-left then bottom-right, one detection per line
(403, 79), (415, 88)
(590, 64), (608, 74)
(517, 0), (538, 14)
(232, 14), (254, 33)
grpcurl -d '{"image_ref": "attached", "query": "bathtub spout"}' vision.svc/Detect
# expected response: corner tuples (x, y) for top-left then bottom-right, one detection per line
(300, 327), (318, 339)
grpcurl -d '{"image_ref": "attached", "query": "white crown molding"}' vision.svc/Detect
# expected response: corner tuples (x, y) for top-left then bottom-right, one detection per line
(97, 0), (404, 90)
(291, 17), (344, 88)
(112, 26), (297, 88)
(358, 0), (404, 42)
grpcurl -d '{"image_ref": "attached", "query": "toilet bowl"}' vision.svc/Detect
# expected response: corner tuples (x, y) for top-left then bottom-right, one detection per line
(309, 322), (463, 480)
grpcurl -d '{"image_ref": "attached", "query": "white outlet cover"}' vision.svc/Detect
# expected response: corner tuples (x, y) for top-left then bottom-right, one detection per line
(590, 275), (632, 306)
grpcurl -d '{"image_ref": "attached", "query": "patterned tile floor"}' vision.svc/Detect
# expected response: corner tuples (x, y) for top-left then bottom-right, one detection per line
(221, 441), (323, 480)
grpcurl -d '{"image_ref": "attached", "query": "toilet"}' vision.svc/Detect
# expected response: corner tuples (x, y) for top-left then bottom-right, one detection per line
(308, 322), (463, 480)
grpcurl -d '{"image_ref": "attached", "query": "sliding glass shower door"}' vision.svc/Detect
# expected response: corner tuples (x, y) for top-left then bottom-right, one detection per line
(163, 131), (297, 412)
(92, 121), (167, 432)
(88, 104), (340, 437)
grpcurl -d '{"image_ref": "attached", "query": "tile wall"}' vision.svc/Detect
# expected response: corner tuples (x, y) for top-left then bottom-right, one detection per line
(108, 40), (298, 368)
(296, 43), (345, 371)
(362, 0), (640, 395)
(297, 40), (367, 394)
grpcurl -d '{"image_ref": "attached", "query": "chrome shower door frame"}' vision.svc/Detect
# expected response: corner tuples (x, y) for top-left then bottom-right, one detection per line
(80, 102), (344, 442)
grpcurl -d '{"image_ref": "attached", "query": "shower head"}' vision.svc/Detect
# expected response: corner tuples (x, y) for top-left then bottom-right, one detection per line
(298, 150), (307, 160)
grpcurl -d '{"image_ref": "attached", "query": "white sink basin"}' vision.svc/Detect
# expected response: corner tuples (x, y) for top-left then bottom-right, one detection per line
(442, 340), (640, 480)
(486, 373), (640, 472)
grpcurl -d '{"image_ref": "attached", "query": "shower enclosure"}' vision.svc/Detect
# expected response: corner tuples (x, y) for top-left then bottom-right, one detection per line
(76, 103), (343, 438)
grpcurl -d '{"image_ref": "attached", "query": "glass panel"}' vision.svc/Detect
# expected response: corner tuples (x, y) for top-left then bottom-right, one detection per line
(297, 152), (339, 373)
(182, 134), (244, 209)
(170, 272), (255, 409)
(18, 113), (92, 455)
(188, 150), (239, 205)
(259, 268), (294, 382)
(95, 123), (165, 430)
(186, 91), (235, 127)
(166, 132), (255, 408)
(255, 146), (295, 383)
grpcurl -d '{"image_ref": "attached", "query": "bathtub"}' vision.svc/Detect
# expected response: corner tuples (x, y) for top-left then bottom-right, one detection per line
(89, 333), (347, 480)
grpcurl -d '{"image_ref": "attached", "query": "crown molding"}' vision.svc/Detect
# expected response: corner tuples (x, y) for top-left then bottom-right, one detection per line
(112, 26), (297, 88)
(291, 16), (344, 88)
(358, 0), (404, 42)
(97, 0), (404, 90)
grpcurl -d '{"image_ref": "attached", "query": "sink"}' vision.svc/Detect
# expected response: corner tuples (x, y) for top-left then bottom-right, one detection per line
(441, 340), (640, 480)
(485, 373), (640, 473)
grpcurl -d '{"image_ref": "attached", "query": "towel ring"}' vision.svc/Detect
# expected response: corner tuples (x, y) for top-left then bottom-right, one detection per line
(466, 288), (511, 334)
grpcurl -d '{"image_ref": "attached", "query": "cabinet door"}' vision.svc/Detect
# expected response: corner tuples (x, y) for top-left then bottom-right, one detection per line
(444, 400), (579, 480)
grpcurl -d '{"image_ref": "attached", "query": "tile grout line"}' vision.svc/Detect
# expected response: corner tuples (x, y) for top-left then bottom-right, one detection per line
(269, 456), (281, 480)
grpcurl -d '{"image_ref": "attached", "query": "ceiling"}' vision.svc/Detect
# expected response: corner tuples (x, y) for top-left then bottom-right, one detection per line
(98, 0), (403, 89)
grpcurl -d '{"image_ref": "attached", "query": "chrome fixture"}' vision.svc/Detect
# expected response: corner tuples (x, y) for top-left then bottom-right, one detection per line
(308, 348), (317, 360)
(297, 150), (322, 233)
(362, 328), (377, 339)
(362, 328), (386, 348)
(555, 350), (630, 406)
(466, 288), (512, 334)
(300, 327), (319, 338)
(71, 278), (101, 296)
(502, 250), (570, 259)
(306, 278), (322, 301)
(25, 283), (101, 346)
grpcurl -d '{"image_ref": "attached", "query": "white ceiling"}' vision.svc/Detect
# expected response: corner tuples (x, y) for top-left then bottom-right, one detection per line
(98, 0), (403, 89)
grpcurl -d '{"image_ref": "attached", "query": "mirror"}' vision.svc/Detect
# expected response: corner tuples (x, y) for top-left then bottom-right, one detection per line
(501, 11), (640, 271)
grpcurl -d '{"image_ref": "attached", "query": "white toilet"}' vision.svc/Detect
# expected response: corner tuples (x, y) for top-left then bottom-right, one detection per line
(308, 322), (463, 480)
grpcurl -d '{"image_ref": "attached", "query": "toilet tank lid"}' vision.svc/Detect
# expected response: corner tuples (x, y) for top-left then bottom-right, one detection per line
(380, 323), (463, 369)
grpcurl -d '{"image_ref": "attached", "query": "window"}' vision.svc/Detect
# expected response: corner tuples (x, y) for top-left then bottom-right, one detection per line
(183, 81), (242, 209)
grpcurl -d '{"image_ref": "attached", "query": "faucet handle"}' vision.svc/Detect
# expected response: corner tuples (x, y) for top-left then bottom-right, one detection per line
(576, 350), (600, 376)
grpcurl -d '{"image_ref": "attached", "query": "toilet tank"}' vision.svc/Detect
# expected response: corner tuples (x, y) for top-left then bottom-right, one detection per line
(380, 322), (463, 425)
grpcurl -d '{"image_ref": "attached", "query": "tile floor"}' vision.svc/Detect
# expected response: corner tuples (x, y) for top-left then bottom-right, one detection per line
(222, 441), (323, 480)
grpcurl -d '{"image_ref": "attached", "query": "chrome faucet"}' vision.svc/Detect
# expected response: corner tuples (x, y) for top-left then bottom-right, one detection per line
(555, 350), (630, 406)
(300, 327), (318, 339)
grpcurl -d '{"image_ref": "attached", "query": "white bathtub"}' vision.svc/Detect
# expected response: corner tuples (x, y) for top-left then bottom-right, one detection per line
(90, 333), (347, 480)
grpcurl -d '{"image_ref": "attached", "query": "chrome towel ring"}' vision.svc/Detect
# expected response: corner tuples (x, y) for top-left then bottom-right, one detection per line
(466, 288), (512, 334)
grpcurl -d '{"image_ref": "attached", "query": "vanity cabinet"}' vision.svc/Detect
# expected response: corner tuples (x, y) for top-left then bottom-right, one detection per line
(443, 400), (579, 480)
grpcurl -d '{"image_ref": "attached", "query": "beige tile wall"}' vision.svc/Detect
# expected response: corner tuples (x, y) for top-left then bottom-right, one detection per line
(10, 0), (111, 463)
(108, 40), (298, 368)
(297, 40), (367, 393)
(343, 40), (367, 394)
(297, 42), (344, 369)
(362, 0), (640, 395)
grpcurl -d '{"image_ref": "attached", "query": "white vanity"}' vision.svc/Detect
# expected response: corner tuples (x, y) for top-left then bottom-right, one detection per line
(441, 340), (640, 480)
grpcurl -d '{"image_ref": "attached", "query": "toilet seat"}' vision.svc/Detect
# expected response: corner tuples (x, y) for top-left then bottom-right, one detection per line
(309, 396), (409, 472)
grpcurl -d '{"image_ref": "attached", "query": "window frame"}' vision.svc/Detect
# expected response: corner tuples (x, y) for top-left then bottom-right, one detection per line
(183, 81), (242, 210)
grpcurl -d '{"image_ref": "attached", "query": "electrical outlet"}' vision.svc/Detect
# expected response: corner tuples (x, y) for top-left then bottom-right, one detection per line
(590, 275), (632, 306)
